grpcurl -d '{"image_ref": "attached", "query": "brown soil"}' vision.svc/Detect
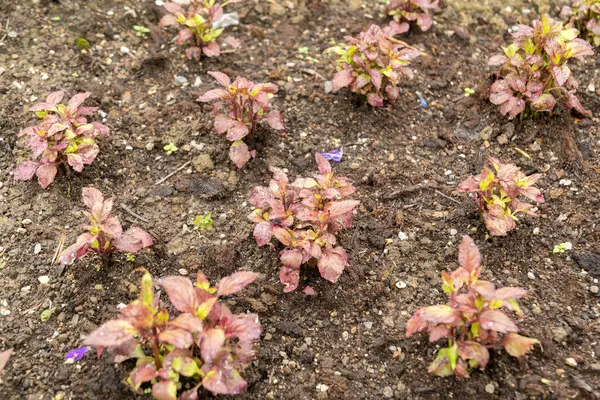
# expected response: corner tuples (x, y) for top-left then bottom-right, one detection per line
(1, 0), (600, 399)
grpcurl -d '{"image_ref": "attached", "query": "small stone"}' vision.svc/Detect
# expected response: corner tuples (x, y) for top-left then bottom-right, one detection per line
(305, 337), (312, 346)
(450, 228), (458, 236)
(497, 133), (508, 145)
(38, 276), (50, 284)
(532, 304), (542, 315)
(485, 383), (495, 394)
(120, 46), (130, 54)
(145, 142), (154, 151)
(382, 386), (394, 398)
(174, 76), (188, 85)
(363, 321), (373, 330)
(34, 243), (42, 254)
(565, 358), (577, 367)
(350, 162), (360, 169)
(21, 286), (31, 292)
(479, 126), (493, 141)
(552, 326), (568, 342)
(590, 285), (599, 294)
(590, 363), (600, 371)
(533, 227), (540, 235)
(324, 81), (333, 94)
(7, 31), (17, 38)
(178, 268), (188, 276)
(269, 2), (286, 16)
(193, 76), (202, 87)
(559, 179), (572, 186)
(527, 272), (535, 280)
(395, 281), (407, 289)
(264, 333), (272, 341)
(22, 218), (32, 225)
(398, 231), (408, 241)
(193, 154), (214, 172)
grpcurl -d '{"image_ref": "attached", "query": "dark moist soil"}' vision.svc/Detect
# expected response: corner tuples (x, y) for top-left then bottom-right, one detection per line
(1, 0), (600, 399)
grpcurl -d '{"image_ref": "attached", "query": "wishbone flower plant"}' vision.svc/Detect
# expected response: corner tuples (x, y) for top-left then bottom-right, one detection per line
(457, 158), (544, 237)
(385, 0), (440, 33)
(198, 71), (285, 168)
(328, 24), (421, 107)
(14, 91), (109, 188)
(561, 0), (600, 46)
(159, 0), (242, 59)
(248, 153), (359, 292)
(59, 187), (153, 265)
(84, 269), (261, 398)
(406, 236), (540, 377)
(488, 15), (594, 119)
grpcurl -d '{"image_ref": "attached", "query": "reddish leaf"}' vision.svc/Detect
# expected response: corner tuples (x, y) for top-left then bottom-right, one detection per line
(158, 276), (198, 313)
(493, 287), (527, 300)
(317, 247), (348, 283)
(129, 361), (157, 390)
(457, 235), (481, 273)
(226, 120), (250, 141)
(253, 222), (273, 246)
(200, 329), (226, 364)
(208, 71), (231, 87)
(159, 14), (178, 27)
(152, 380), (177, 400)
(158, 328), (193, 349)
(266, 110), (285, 131)
(323, 200), (360, 218)
(46, 91), (65, 106)
(217, 271), (260, 296)
(225, 314), (262, 341)
(280, 249), (303, 270)
(421, 305), (462, 325)
(203, 42), (221, 57)
(429, 325), (451, 342)
(315, 152), (332, 174)
(168, 313), (205, 333)
(67, 92), (91, 110)
(229, 140), (252, 169)
(36, 163), (58, 189)
(84, 320), (137, 348)
(479, 310), (519, 333)
(332, 69), (354, 91)
(14, 161), (38, 181)
(214, 115), (232, 134)
(367, 92), (384, 107)
(279, 266), (300, 292)
(198, 89), (229, 102)
(164, 2), (185, 15)
(501, 333), (540, 357)
(488, 54), (508, 66)
(113, 227), (152, 253)
(202, 363), (247, 395)
(457, 341), (490, 369)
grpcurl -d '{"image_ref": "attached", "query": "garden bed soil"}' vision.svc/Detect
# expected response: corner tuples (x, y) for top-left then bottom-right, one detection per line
(1, 0), (600, 399)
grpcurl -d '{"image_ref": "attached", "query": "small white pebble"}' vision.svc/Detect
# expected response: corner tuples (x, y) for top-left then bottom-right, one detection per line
(565, 358), (577, 367)
(38, 276), (50, 284)
(450, 228), (458, 236)
(178, 268), (188, 276)
(533, 227), (540, 235)
(120, 46), (130, 54)
(527, 272), (535, 280)
(398, 232), (408, 241)
(395, 281), (407, 289)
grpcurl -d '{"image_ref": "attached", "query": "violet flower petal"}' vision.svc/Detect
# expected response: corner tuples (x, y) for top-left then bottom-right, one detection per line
(321, 147), (344, 163)
(65, 346), (90, 363)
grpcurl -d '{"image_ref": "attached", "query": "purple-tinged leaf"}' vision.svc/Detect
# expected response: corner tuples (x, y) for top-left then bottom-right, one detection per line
(14, 161), (38, 181)
(332, 69), (354, 91)
(158, 276), (198, 313)
(479, 310), (519, 334)
(200, 329), (226, 364)
(158, 328), (194, 349)
(226, 120), (250, 141)
(84, 320), (137, 348)
(217, 271), (260, 296)
(229, 140), (252, 169)
(501, 333), (540, 357)
(198, 89), (230, 102)
(203, 42), (221, 57)
(458, 235), (481, 273)
(208, 71), (231, 87)
(152, 380), (177, 400)
(36, 163), (58, 189)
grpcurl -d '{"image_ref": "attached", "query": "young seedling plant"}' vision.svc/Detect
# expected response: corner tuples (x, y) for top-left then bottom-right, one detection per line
(198, 71), (285, 168)
(488, 15), (594, 119)
(84, 269), (261, 398)
(59, 187), (153, 266)
(406, 236), (540, 377)
(159, 0), (242, 59)
(457, 158), (544, 237)
(385, 0), (440, 33)
(328, 24), (421, 107)
(561, 0), (600, 46)
(14, 91), (109, 188)
(248, 153), (359, 293)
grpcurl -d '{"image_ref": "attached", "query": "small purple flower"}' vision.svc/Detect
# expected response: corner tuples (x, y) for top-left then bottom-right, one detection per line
(321, 147), (344, 162)
(65, 346), (90, 363)
(416, 92), (428, 108)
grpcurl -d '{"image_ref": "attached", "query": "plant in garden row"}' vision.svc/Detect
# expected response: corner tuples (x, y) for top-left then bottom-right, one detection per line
(488, 15), (594, 119)
(248, 153), (359, 293)
(561, 0), (600, 46)
(406, 236), (539, 377)
(84, 269), (262, 398)
(159, 0), (242, 59)
(198, 71), (285, 168)
(14, 91), (109, 188)
(457, 158), (544, 237)
(385, 0), (440, 33)
(59, 187), (153, 265)
(328, 24), (421, 107)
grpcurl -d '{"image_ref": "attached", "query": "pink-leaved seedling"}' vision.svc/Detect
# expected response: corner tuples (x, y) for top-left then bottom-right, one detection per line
(14, 91), (109, 188)
(385, 0), (440, 33)
(198, 71), (285, 168)
(84, 269), (261, 398)
(159, 0), (242, 60)
(406, 236), (540, 377)
(488, 15), (594, 119)
(328, 24), (421, 107)
(457, 158), (544, 237)
(59, 187), (153, 265)
(561, 0), (600, 47)
(248, 153), (359, 292)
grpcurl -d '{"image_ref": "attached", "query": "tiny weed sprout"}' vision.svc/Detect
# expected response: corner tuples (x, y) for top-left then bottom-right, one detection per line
(385, 0), (440, 33)
(553, 242), (572, 253)
(458, 158), (544, 237)
(488, 15), (594, 119)
(194, 212), (213, 231)
(248, 153), (359, 292)
(14, 91), (110, 188)
(328, 24), (421, 107)
(561, 0), (600, 46)
(133, 25), (150, 37)
(84, 269), (262, 398)
(164, 143), (178, 155)
(406, 236), (540, 377)
(159, 0), (242, 59)
(59, 187), (152, 265)
(198, 71), (285, 168)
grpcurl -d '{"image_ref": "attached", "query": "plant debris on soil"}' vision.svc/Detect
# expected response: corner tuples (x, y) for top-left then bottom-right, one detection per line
(0, 0), (600, 399)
